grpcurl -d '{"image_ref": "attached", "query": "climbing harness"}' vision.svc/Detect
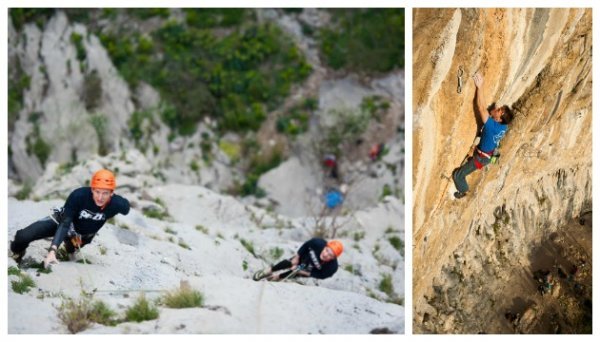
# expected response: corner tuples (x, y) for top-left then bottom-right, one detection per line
(457, 66), (464, 93)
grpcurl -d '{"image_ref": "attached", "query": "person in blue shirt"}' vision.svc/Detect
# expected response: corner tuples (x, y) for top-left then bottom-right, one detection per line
(452, 72), (513, 199)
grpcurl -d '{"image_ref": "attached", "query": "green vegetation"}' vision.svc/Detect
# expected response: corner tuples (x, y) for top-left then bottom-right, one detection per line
(239, 148), (283, 197)
(164, 227), (177, 235)
(25, 112), (52, 167)
(269, 247), (284, 260)
(8, 266), (21, 276)
(195, 224), (209, 234)
(128, 109), (155, 147)
(178, 240), (191, 250)
(353, 231), (366, 242)
(361, 95), (390, 121)
(96, 11), (311, 134)
(319, 9), (404, 72)
(142, 207), (169, 220)
(276, 97), (317, 137)
(388, 236), (404, 256)
(200, 133), (213, 163)
(344, 264), (361, 276)
(58, 295), (118, 333)
(190, 159), (200, 172)
(381, 184), (393, 199)
(379, 273), (395, 297)
(125, 295), (159, 322)
(83, 71), (103, 111)
(89, 113), (108, 155)
(15, 182), (32, 200)
(240, 238), (256, 257)
(11, 272), (36, 294)
(8, 56), (30, 131)
(10, 8), (55, 30)
(128, 8), (171, 20)
(162, 287), (204, 308)
(321, 108), (370, 155)
(219, 140), (241, 162)
(70, 32), (86, 65)
(185, 8), (247, 29)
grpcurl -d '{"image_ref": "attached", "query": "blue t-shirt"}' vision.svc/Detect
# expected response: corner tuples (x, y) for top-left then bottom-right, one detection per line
(325, 190), (344, 209)
(478, 117), (507, 153)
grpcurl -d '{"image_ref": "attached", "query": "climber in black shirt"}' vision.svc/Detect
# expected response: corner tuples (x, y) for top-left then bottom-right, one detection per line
(10, 169), (130, 268)
(253, 238), (343, 281)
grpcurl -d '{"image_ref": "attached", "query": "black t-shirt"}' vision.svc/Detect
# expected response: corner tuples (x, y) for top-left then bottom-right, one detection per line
(297, 238), (338, 279)
(52, 187), (130, 246)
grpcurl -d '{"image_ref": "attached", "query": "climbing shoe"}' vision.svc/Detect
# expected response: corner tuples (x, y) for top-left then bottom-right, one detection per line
(10, 250), (26, 264)
(454, 191), (466, 199)
(252, 269), (271, 281)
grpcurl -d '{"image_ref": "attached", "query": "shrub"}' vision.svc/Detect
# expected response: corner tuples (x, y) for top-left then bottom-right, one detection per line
(190, 160), (200, 172)
(8, 56), (31, 130)
(15, 182), (32, 200)
(89, 300), (118, 326)
(388, 236), (404, 256)
(162, 287), (204, 308)
(128, 8), (171, 20)
(319, 9), (404, 73)
(379, 273), (395, 297)
(70, 32), (86, 63)
(178, 240), (191, 250)
(58, 297), (92, 333)
(195, 225), (209, 234)
(380, 184), (393, 199)
(89, 113), (108, 155)
(10, 8), (54, 30)
(99, 16), (310, 134)
(270, 247), (284, 260)
(125, 295), (159, 322)
(219, 140), (241, 162)
(11, 272), (35, 294)
(8, 266), (21, 276)
(240, 239), (256, 257)
(184, 8), (247, 28)
(83, 71), (103, 111)
(58, 296), (118, 333)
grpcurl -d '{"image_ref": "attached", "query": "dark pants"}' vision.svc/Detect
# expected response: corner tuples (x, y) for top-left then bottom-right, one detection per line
(11, 216), (94, 254)
(271, 259), (295, 279)
(453, 154), (490, 193)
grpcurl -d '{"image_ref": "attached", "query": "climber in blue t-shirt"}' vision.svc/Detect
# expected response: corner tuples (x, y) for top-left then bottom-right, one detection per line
(452, 72), (514, 199)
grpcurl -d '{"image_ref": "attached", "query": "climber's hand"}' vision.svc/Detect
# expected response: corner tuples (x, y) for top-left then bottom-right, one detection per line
(473, 72), (484, 88)
(43, 250), (59, 269)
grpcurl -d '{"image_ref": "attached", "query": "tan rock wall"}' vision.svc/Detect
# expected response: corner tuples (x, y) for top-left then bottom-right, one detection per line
(413, 8), (591, 331)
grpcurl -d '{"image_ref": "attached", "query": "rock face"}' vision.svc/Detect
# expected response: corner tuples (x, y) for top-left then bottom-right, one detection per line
(412, 8), (591, 333)
(7, 178), (404, 333)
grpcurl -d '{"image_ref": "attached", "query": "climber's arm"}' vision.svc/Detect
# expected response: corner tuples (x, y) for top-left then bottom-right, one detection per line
(473, 72), (490, 123)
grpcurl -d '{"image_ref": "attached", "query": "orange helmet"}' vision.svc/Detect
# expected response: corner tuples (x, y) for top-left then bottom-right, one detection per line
(90, 169), (116, 190)
(327, 240), (343, 257)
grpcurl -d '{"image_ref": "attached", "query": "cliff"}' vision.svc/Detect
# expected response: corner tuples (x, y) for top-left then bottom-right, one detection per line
(412, 8), (592, 333)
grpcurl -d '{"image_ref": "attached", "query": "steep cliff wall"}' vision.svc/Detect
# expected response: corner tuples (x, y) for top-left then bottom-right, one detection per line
(412, 8), (591, 333)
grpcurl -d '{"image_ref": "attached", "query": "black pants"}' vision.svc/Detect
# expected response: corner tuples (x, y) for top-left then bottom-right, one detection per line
(272, 259), (305, 279)
(11, 216), (94, 254)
